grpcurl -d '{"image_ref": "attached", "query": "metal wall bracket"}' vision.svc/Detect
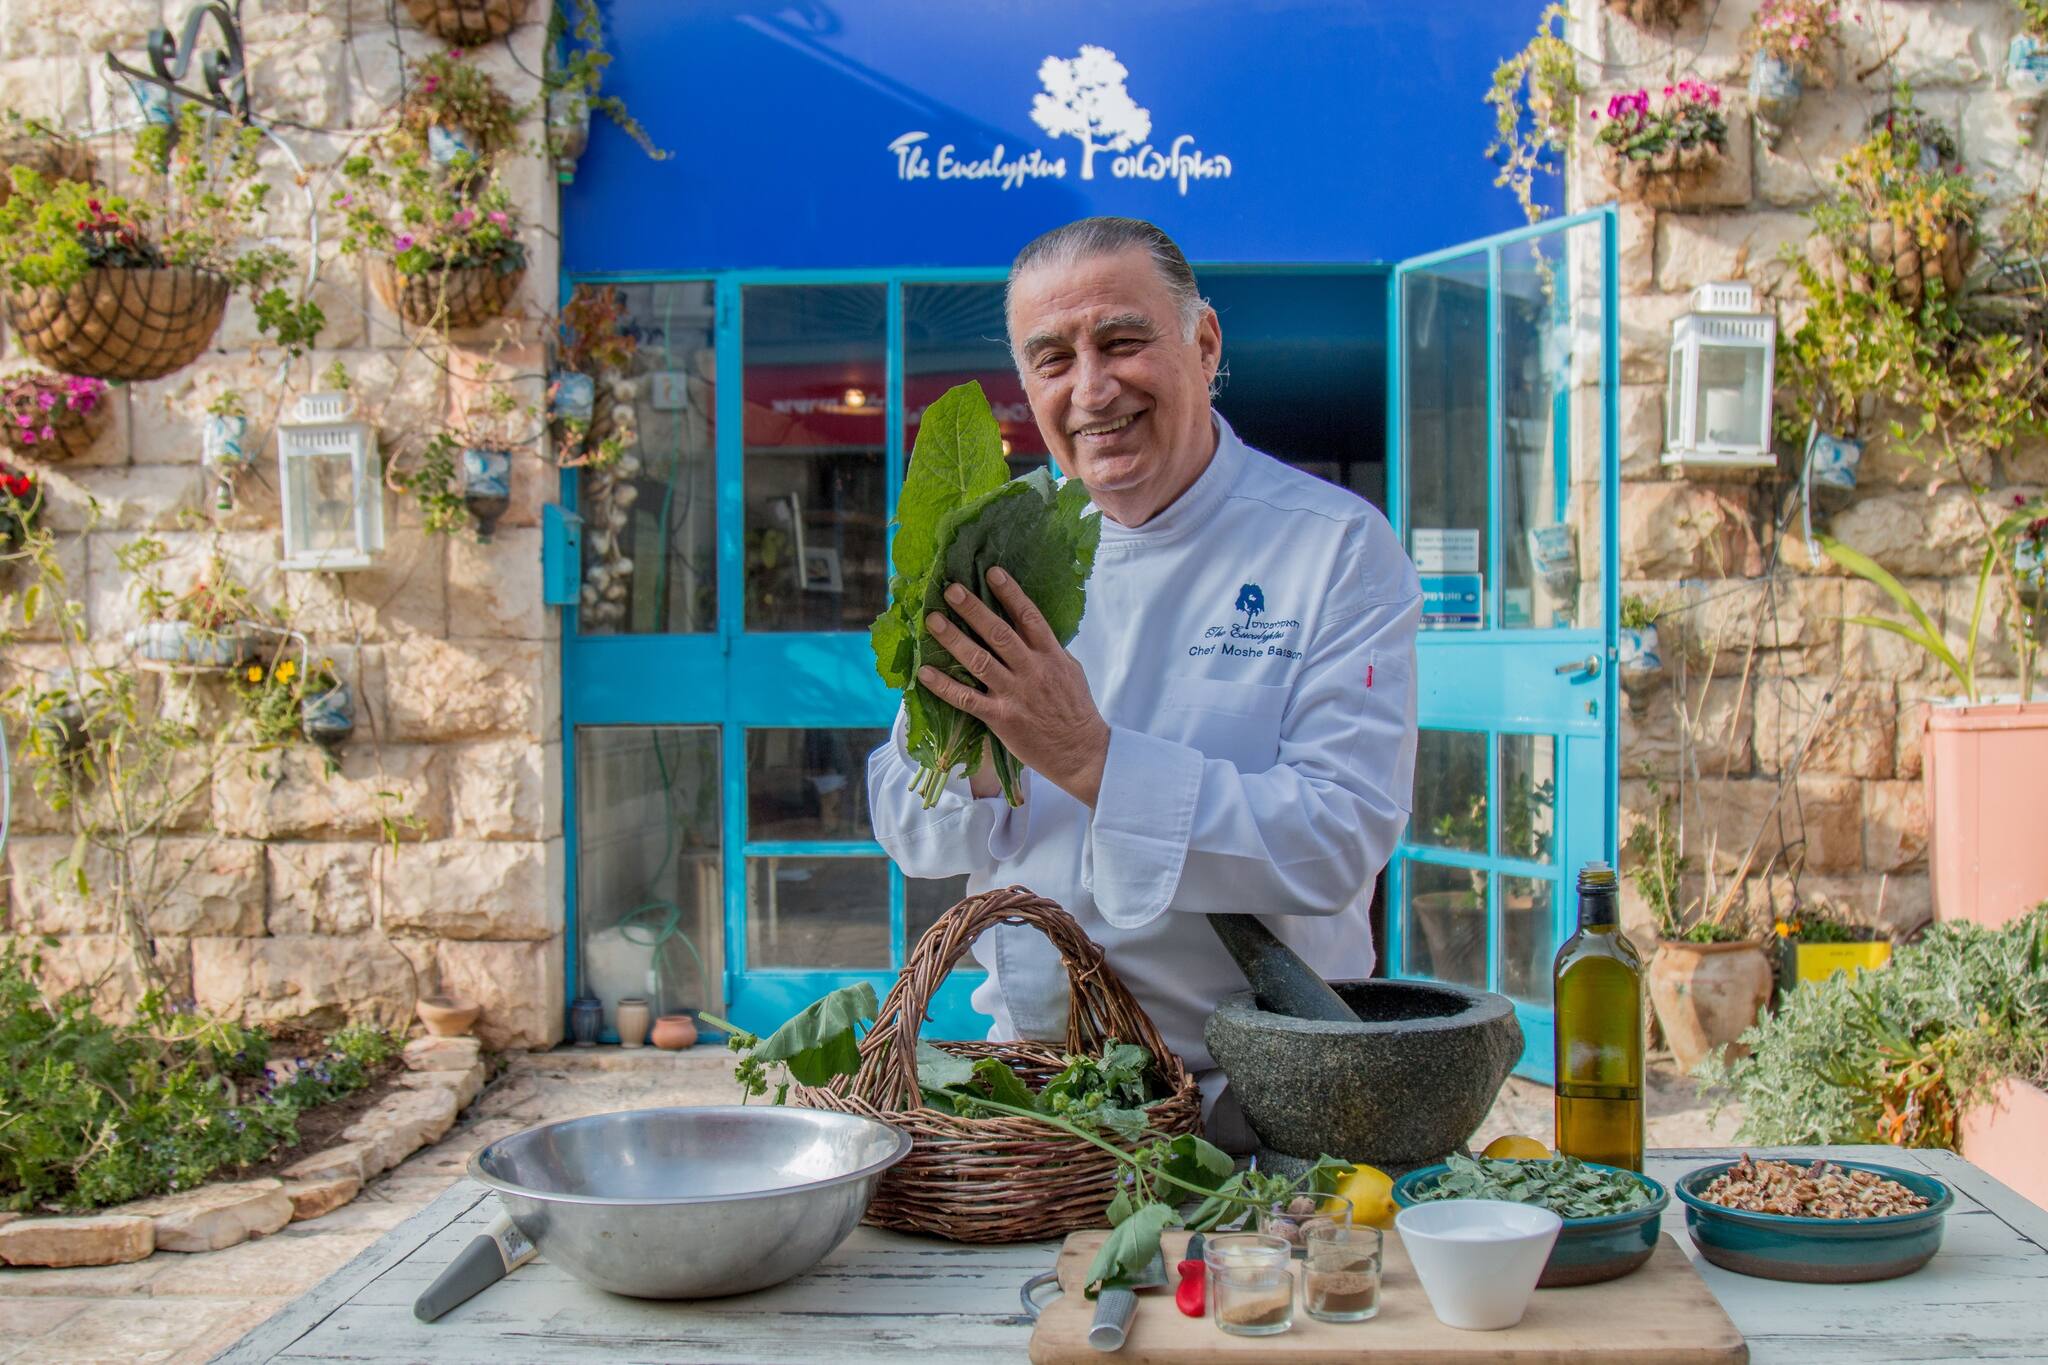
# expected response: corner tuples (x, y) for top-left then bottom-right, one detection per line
(105, 1), (251, 122)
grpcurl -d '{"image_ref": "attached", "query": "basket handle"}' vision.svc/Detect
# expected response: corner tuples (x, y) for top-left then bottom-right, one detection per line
(852, 885), (1182, 1110)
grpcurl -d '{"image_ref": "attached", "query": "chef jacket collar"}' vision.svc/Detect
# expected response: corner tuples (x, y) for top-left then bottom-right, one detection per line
(1093, 410), (1246, 556)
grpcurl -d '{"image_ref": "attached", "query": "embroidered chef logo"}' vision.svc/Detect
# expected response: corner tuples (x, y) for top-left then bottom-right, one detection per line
(1190, 586), (1301, 660)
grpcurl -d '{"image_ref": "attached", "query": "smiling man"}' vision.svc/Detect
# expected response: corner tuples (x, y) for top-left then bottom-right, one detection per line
(866, 216), (1420, 1144)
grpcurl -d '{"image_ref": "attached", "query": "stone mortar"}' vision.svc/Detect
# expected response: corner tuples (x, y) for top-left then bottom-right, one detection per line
(1204, 980), (1523, 1176)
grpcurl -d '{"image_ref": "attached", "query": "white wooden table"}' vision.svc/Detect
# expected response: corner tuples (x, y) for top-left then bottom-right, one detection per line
(215, 1146), (2048, 1363)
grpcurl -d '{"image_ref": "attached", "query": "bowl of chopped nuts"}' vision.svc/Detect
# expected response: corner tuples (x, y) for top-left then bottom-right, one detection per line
(1674, 1154), (1953, 1283)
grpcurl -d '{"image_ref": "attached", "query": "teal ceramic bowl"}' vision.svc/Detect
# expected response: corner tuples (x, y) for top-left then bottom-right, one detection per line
(1391, 1160), (1669, 1287)
(1673, 1159), (1953, 1283)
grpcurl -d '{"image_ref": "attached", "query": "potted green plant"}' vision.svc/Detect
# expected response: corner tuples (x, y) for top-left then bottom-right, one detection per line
(0, 371), (108, 462)
(0, 111), (93, 206)
(550, 282), (638, 466)
(1590, 80), (1728, 203)
(0, 106), (314, 380)
(1628, 795), (1774, 1073)
(1484, 6), (1585, 226)
(399, 49), (527, 166)
(336, 141), (528, 331)
(544, 0), (669, 181)
(125, 557), (259, 671)
(1806, 93), (1981, 308)
(1742, 0), (1842, 143)
(0, 460), (34, 558)
(1772, 900), (1893, 991)
(1617, 593), (1666, 686)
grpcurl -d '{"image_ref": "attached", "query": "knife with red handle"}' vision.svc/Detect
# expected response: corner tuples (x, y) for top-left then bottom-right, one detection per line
(1174, 1232), (1205, 1317)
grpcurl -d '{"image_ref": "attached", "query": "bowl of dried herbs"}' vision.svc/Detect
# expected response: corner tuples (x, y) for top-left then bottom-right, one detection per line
(1393, 1153), (1669, 1287)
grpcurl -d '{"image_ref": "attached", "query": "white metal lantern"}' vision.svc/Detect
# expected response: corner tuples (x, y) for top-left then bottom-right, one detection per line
(1662, 280), (1778, 471)
(277, 392), (385, 572)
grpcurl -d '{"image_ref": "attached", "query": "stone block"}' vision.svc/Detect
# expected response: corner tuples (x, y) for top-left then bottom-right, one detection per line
(0, 1214), (153, 1268)
(1887, 4), (1991, 88)
(37, 463), (209, 533)
(213, 743), (445, 841)
(403, 1034), (483, 1072)
(1618, 481), (1766, 579)
(284, 1173), (362, 1222)
(380, 637), (556, 742)
(266, 841), (377, 935)
(118, 1178), (293, 1253)
(0, 59), (93, 126)
(400, 1060), (487, 1109)
(1689, 773), (1866, 877)
(1839, 580), (1951, 684)
(1753, 679), (1896, 780)
(437, 935), (564, 1050)
(3, 835), (263, 936)
(1618, 291), (1692, 384)
(448, 738), (559, 840)
(1788, 872), (1934, 937)
(83, 529), (276, 641)
(191, 934), (416, 1032)
(1671, 576), (1840, 677)
(1620, 675), (1755, 778)
(446, 527), (553, 640)
(1617, 382), (1666, 481)
(1826, 489), (2001, 579)
(1897, 700), (1927, 780)
(379, 838), (558, 940)
(278, 524), (449, 641)
(1753, 92), (1879, 208)
(341, 1085), (460, 1171)
(1617, 202), (1656, 284)
(1865, 778), (1929, 874)
(281, 1141), (374, 1186)
(125, 356), (276, 467)
(500, 449), (559, 533)
(21, 934), (175, 1019)
(1654, 211), (1811, 295)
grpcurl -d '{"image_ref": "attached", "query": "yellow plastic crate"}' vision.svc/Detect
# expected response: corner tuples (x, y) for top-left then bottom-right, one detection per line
(1793, 940), (1892, 985)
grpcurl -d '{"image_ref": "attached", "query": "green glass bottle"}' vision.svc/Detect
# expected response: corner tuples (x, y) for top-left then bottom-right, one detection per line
(1552, 860), (1644, 1171)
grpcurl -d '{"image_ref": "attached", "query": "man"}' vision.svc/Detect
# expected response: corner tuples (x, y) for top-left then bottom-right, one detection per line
(866, 216), (1419, 1142)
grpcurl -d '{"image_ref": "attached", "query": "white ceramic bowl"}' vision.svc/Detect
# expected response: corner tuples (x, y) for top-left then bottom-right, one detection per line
(1395, 1198), (1563, 1330)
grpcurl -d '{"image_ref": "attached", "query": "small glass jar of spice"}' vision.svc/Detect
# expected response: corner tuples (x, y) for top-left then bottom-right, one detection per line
(1204, 1233), (1294, 1336)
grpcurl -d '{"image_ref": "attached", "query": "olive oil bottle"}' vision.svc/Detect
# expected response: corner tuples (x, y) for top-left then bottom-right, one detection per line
(1552, 861), (1644, 1171)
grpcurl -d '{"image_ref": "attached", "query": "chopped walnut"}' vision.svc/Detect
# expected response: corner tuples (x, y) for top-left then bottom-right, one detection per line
(1699, 1154), (1929, 1219)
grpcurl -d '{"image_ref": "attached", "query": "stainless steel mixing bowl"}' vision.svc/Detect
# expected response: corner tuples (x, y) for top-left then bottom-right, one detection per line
(468, 1105), (911, 1299)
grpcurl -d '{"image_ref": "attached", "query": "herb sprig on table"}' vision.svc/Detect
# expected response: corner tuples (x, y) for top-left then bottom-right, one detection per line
(1408, 1153), (1652, 1218)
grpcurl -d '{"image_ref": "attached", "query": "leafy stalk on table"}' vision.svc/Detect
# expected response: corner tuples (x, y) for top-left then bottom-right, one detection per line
(698, 981), (878, 1105)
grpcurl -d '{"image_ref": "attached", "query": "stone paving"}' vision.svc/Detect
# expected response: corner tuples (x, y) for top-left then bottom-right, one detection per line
(0, 1046), (1738, 1364)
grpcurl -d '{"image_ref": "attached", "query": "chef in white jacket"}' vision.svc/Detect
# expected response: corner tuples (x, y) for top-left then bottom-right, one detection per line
(867, 216), (1420, 1144)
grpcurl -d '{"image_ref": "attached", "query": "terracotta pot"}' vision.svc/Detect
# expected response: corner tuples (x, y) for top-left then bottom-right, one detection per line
(416, 993), (481, 1037)
(1646, 939), (1773, 1074)
(1925, 701), (2048, 927)
(650, 1014), (698, 1050)
(1960, 1076), (2048, 1214)
(615, 996), (651, 1049)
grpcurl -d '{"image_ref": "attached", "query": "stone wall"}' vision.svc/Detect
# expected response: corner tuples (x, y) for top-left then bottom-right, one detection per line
(0, 0), (565, 1048)
(1571, 0), (2043, 938)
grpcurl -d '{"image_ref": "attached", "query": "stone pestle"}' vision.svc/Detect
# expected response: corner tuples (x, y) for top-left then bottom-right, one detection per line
(1206, 913), (1361, 1023)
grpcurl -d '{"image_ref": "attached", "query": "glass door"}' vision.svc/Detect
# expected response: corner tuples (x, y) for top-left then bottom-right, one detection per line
(1387, 209), (1619, 1080)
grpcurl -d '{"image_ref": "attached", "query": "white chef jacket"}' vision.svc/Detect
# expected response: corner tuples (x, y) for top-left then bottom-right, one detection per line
(866, 412), (1420, 1100)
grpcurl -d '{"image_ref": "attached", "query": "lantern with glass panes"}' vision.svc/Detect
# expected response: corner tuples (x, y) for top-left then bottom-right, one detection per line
(277, 392), (385, 571)
(1661, 280), (1778, 471)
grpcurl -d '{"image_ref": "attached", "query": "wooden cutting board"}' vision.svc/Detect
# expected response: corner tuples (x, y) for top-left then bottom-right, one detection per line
(1026, 1228), (1747, 1363)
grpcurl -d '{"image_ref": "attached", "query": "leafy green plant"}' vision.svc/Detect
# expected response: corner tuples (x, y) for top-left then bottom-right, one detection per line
(871, 382), (1102, 806)
(1619, 593), (1664, 630)
(1811, 92), (1981, 269)
(545, 0), (669, 163)
(1592, 80), (1728, 166)
(2025, 0), (2048, 40)
(1405, 1153), (1652, 1217)
(1484, 4), (1585, 224)
(334, 142), (527, 279)
(557, 282), (638, 375)
(1700, 905), (2048, 1148)
(1742, 0), (1843, 84)
(1626, 789), (1743, 943)
(400, 49), (528, 154)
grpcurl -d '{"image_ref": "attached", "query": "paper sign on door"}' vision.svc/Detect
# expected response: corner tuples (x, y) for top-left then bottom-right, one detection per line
(1411, 528), (1480, 574)
(1419, 573), (1484, 629)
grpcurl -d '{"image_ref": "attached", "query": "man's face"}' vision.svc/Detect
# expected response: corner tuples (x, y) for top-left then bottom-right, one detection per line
(1008, 247), (1222, 526)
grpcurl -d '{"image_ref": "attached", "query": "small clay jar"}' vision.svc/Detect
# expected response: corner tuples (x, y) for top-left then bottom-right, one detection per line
(650, 1013), (698, 1050)
(614, 996), (651, 1049)
(416, 993), (480, 1037)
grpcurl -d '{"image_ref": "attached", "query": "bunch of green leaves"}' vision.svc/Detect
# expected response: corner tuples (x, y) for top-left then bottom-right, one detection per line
(1817, 92), (1981, 265)
(700, 982), (878, 1105)
(1622, 790), (1745, 943)
(914, 1038), (1160, 1142)
(1699, 904), (2048, 1146)
(265, 1024), (401, 1110)
(334, 142), (527, 278)
(1619, 592), (1664, 630)
(392, 431), (470, 536)
(1407, 1153), (1652, 1218)
(1485, 4), (1586, 224)
(870, 381), (1101, 806)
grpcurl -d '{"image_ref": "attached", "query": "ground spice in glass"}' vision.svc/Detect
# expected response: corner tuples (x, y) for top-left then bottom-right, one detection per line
(1305, 1267), (1380, 1316)
(1219, 1293), (1293, 1328)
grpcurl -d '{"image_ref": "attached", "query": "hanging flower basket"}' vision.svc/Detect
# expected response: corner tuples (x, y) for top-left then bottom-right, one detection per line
(1, 372), (111, 462)
(1803, 218), (1973, 309)
(4, 266), (229, 382)
(125, 620), (259, 673)
(402, 0), (531, 44)
(1611, 140), (1721, 200)
(0, 137), (93, 207)
(1604, 0), (1700, 27)
(370, 255), (525, 330)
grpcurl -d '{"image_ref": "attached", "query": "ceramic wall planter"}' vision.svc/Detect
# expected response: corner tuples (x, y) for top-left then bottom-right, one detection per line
(1924, 701), (2048, 927)
(300, 682), (355, 746)
(1748, 54), (1802, 144)
(461, 447), (512, 541)
(417, 993), (481, 1037)
(1618, 624), (1663, 686)
(1646, 939), (1773, 1074)
(2009, 36), (2048, 127)
(1960, 1076), (2048, 1214)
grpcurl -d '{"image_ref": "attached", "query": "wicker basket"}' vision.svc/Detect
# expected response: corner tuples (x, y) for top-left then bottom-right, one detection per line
(371, 257), (525, 330)
(1604, 0), (1699, 26)
(0, 391), (109, 462)
(5, 267), (228, 382)
(1805, 218), (1974, 309)
(402, 0), (530, 44)
(0, 139), (94, 205)
(794, 887), (1203, 1244)
(1610, 140), (1720, 203)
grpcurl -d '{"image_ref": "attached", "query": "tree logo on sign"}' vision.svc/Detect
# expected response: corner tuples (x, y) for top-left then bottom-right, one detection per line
(1030, 45), (1152, 181)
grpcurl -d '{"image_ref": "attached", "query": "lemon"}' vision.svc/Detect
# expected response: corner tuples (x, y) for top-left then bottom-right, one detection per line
(1330, 1162), (1397, 1229)
(1482, 1134), (1552, 1160)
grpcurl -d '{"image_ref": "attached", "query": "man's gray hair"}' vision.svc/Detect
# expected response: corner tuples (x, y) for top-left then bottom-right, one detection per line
(1007, 216), (1209, 343)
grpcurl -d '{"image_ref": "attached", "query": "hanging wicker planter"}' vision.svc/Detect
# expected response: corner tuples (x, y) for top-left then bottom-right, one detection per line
(370, 256), (525, 330)
(1609, 140), (1721, 202)
(0, 138), (94, 206)
(0, 386), (110, 462)
(4, 266), (228, 383)
(1604, 0), (1700, 26)
(792, 886), (1203, 1244)
(1804, 218), (1973, 309)
(402, 0), (531, 44)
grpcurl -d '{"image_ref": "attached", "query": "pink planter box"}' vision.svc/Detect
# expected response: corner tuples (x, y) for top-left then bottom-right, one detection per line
(1960, 1076), (2048, 1215)
(1925, 702), (2048, 927)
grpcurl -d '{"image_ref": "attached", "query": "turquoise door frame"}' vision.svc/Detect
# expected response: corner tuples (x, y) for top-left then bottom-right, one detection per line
(1384, 207), (1622, 1082)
